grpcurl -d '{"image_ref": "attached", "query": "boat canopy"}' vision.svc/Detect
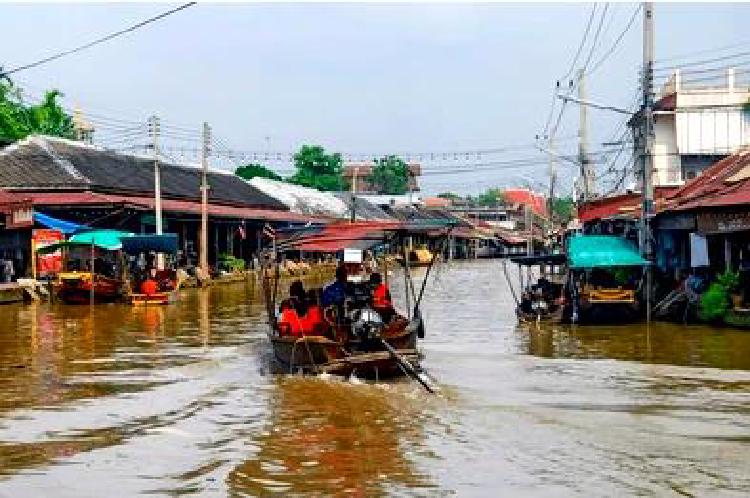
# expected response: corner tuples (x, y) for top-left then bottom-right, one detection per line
(36, 229), (135, 254)
(120, 234), (179, 255)
(567, 235), (647, 269)
(275, 220), (454, 253)
(510, 253), (567, 266)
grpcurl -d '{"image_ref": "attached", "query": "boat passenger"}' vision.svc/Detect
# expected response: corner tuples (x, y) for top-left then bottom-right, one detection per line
(370, 272), (394, 322)
(300, 289), (325, 336)
(278, 280), (308, 337)
(322, 265), (350, 307)
(141, 275), (158, 295)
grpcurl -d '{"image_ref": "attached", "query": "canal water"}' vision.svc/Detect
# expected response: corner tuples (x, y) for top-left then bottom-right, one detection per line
(0, 260), (749, 496)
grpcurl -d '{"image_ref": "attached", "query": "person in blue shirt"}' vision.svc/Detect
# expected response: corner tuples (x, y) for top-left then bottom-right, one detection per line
(322, 265), (350, 307)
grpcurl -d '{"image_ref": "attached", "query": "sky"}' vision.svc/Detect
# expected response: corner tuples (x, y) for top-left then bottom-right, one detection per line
(1, 2), (748, 195)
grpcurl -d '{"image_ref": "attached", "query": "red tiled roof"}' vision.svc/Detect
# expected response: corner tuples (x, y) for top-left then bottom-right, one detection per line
(504, 188), (547, 217)
(24, 191), (326, 223)
(0, 189), (30, 205)
(577, 187), (678, 223)
(664, 149), (750, 211)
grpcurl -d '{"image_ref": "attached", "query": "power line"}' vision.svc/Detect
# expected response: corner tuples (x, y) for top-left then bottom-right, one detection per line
(581, 3), (610, 71)
(0, 3), (196, 78)
(586, 4), (642, 76)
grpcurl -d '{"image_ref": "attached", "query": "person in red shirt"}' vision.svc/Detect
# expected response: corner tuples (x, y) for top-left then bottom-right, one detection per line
(370, 272), (394, 322)
(140, 269), (159, 295)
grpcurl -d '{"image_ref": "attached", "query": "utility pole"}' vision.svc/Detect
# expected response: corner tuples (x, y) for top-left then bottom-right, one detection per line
(350, 166), (358, 223)
(577, 68), (593, 202)
(200, 122), (211, 278)
(148, 115), (164, 270)
(525, 203), (533, 256)
(641, 1), (655, 321)
(548, 133), (557, 237)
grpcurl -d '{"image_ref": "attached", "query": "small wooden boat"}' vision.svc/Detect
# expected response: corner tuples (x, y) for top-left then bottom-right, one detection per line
(55, 271), (123, 304)
(263, 220), (452, 386)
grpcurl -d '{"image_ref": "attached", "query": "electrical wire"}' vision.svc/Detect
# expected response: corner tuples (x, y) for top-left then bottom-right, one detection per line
(0, 3), (197, 78)
(586, 4), (642, 76)
(581, 3), (610, 71)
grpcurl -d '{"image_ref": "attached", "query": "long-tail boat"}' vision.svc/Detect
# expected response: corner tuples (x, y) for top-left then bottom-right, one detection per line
(261, 220), (453, 388)
(507, 235), (649, 325)
(121, 234), (182, 306)
(37, 229), (132, 304)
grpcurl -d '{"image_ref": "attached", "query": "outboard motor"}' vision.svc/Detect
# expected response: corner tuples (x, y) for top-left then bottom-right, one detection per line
(350, 307), (384, 350)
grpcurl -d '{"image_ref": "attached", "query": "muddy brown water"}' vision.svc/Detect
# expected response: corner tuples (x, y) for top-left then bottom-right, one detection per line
(0, 260), (749, 496)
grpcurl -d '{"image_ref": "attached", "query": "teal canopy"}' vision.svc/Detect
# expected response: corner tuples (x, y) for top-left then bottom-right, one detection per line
(36, 229), (135, 254)
(567, 235), (647, 269)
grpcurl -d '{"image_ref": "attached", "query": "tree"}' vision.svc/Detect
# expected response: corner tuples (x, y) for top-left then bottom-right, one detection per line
(288, 144), (343, 191)
(550, 197), (575, 223)
(367, 155), (410, 195)
(476, 188), (505, 207)
(437, 192), (461, 200)
(0, 76), (75, 146)
(235, 163), (281, 181)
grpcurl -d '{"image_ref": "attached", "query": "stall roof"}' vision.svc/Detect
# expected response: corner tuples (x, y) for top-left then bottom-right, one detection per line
(278, 221), (402, 252)
(567, 235), (647, 269)
(33, 212), (86, 234)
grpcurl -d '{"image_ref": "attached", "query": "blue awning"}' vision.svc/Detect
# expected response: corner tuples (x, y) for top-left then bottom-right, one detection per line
(34, 212), (85, 234)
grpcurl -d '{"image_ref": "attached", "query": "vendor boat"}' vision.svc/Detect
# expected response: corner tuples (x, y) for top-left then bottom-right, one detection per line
(121, 234), (181, 306)
(56, 271), (123, 304)
(38, 229), (130, 304)
(261, 220), (453, 386)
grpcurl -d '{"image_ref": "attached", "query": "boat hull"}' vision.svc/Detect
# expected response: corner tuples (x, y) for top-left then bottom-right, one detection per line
(55, 273), (123, 304)
(270, 316), (420, 378)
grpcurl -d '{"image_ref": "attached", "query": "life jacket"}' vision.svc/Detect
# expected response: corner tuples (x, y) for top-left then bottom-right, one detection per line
(300, 305), (324, 336)
(141, 279), (158, 295)
(279, 307), (303, 337)
(372, 283), (392, 309)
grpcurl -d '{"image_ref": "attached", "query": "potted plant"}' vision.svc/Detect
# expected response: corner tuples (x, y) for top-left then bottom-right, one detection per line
(717, 269), (741, 309)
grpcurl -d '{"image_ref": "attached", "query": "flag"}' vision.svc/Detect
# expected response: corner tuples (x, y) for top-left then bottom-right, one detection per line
(263, 223), (276, 239)
(237, 224), (246, 240)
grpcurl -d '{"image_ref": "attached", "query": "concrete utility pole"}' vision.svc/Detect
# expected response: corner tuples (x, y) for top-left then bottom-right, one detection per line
(350, 166), (358, 223)
(525, 203), (533, 256)
(548, 133), (557, 232)
(577, 69), (593, 202)
(148, 115), (164, 270)
(642, 1), (655, 321)
(200, 122), (211, 277)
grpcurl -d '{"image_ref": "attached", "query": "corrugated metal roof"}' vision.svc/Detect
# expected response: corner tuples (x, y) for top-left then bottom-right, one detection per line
(0, 136), (286, 210)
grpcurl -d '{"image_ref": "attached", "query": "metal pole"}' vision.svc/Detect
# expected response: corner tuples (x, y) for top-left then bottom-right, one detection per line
(149, 115), (164, 270)
(200, 122), (211, 277)
(90, 242), (95, 305)
(642, 2), (655, 322)
(578, 68), (593, 201)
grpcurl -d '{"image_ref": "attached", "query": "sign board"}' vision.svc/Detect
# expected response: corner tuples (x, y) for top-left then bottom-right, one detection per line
(697, 211), (750, 234)
(4, 202), (33, 228)
(343, 248), (363, 263)
(33, 229), (64, 276)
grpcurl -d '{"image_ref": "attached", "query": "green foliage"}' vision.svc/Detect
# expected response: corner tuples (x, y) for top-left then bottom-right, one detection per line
(235, 163), (281, 181)
(367, 155), (409, 195)
(288, 144), (343, 191)
(716, 269), (739, 292)
(0, 77), (75, 145)
(551, 197), (575, 223)
(699, 282), (731, 322)
(476, 188), (505, 207)
(437, 192), (461, 200)
(218, 253), (245, 273)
